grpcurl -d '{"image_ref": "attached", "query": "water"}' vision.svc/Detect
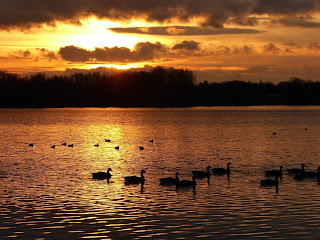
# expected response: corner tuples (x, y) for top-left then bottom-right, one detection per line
(1, 106), (320, 239)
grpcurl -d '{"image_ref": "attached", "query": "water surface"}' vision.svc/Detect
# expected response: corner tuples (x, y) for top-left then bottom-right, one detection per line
(1, 106), (320, 239)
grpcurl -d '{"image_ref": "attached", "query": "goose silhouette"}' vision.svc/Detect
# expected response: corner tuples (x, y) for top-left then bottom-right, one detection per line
(176, 174), (196, 191)
(193, 166), (211, 179)
(288, 164), (305, 174)
(265, 166), (283, 176)
(92, 168), (112, 181)
(294, 166), (320, 180)
(212, 162), (231, 175)
(261, 174), (279, 190)
(124, 170), (145, 185)
(160, 172), (179, 185)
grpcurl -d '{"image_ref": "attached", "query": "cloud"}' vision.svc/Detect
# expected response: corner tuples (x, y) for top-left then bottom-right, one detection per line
(263, 43), (281, 53)
(172, 41), (200, 51)
(1, 1), (320, 29)
(271, 18), (320, 28)
(59, 41), (169, 63)
(108, 26), (264, 35)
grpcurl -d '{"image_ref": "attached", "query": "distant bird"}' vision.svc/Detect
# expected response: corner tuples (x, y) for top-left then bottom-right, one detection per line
(288, 164), (305, 174)
(149, 139), (154, 143)
(212, 162), (231, 175)
(124, 170), (145, 185)
(104, 139), (111, 142)
(51, 145), (55, 149)
(139, 146), (144, 150)
(193, 166), (211, 179)
(28, 143), (33, 147)
(115, 146), (119, 150)
(176, 174), (196, 191)
(265, 166), (283, 176)
(94, 143), (99, 147)
(160, 172), (179, 185)
(273, 132), (277, 135)
(261, 174), (279, 189)
(62, 142), (67, 146)
(92, 168), (112, 181)
(68, 144), (73, 147)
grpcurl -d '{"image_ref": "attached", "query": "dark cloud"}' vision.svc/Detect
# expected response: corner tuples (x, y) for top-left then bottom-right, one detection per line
(108, 26), (264, 35)
(0, 1), (320, 29)
(271, 18), (320, 28)
(172, 41), (200, 51)
(58, 42), (168, 63)
(263, 43), (281, 53)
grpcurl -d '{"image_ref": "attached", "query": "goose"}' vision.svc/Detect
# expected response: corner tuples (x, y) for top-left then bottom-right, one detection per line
(193, 166), (211, 179)
(68, 144), (73, 147)
(212, 162), (231, 175)
(139, 146), (144, 150)
(62, 142), (67, 146)
(104, 139), (111, 142)
(261, 174), (279, 188)
(265, 166), (283, 176)
(160, 172), (179, 185)
(124, 170), (145, 185)
(51, 145), (55, 149)
(294, 166), (320, 180)
(28, 143), (33, 147)
(92, 168), (112, 181)
(288, 164), (305, 174)
(149, 139), (154, 143)
(176, 174), (196, 190)
(94, 143), (99, 147)
(115, 146), (119, 150)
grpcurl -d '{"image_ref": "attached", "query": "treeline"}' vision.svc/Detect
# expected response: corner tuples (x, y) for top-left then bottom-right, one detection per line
(0, 67), (320, 107)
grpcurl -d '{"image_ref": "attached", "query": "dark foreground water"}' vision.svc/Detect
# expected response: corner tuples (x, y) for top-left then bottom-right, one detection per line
(1, 106), (320, 239)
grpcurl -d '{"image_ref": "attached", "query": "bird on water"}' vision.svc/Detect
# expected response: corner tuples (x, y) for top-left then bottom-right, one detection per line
(160, 172), (179, 185)
(212, 162), (231, 175)
(288, 164), (305, 174)
(92, 168), (112, 182)
(193, 166), (211, 179)
(176, 174), (196, 191)
(261, 173), (280, 190)
(124, 170), (145, 185)
(265, 166), (283, 176)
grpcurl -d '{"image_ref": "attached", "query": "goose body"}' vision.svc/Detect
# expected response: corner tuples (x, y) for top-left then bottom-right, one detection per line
(288, 164), (305, 174)
(265, 166), (283, 176)
(124, 170), (145, 185)
(212, 162), (231, 175)
(294, 166), (320, 180)
(160, 172), (179, 185)
(92, 168), (112, 180)
(261, 174), (279, 188)
(176, 175), (196, 190)
(193, 166), (211, 179)
(62, 142), (67, 146)
(68, 144), (73, 147)
(94, 143), (99, 147)
(51, 145), (55, 149)
(28, 143), (33, 147)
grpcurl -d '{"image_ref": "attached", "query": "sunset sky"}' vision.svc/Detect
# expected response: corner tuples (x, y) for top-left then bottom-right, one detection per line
(1, 0), (320, 83)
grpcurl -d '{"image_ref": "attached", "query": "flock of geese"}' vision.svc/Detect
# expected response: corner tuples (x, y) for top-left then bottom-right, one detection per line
(27, 140), (319, 191)
(91, 162), (320, 192)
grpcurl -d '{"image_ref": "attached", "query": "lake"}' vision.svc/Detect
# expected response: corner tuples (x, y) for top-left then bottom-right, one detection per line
(1, 106), (320, 239)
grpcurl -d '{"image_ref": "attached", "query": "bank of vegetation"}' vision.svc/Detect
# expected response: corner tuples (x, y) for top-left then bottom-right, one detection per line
(0, 67), (320, 107)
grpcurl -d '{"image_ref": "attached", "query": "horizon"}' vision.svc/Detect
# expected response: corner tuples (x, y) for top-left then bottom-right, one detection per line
(1, 1), (320, 83)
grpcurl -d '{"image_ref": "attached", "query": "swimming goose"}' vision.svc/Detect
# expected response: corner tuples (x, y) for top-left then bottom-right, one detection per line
(288, 164), (305, 174)
(92, 168), (112, 180)
(294, 166), (320, 180)
(139, 146), (144, 150)
(265, 166), (283, 176)
(193, 166), (211, 179)
(62, 142), (67, 146)
(115, 146), (119, 150)
(160, 172), (179, 185)
(28, 143), (33, 147)
(68, 144), (73, 147)
(261, 174), (279, 189)
(176, 174), (196, 190)
(212, 162), (231, 175)
(51, 145), (55, 149)
(94, 143), (99, 147)
(104, 139), (111, 142)
(124, 170), (145, 185)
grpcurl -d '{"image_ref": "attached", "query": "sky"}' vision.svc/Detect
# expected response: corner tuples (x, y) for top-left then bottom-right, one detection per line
(1, 0), (320, 83)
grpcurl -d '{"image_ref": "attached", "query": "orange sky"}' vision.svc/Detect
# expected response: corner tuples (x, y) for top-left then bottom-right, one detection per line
(1, 1), (320, 83)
